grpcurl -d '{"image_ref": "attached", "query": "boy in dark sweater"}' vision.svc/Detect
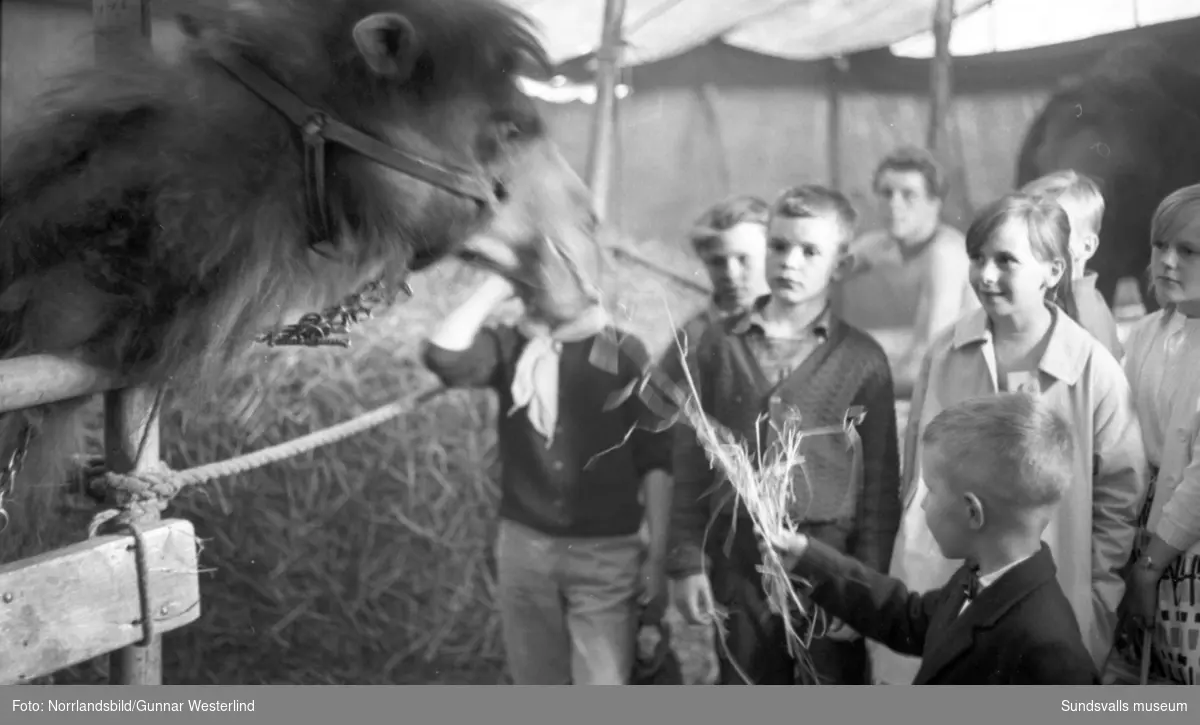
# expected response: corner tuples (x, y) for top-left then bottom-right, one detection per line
(761, 393), (1099, 685)
(421, 273), (672, 685)
(667, 184), (903, 685)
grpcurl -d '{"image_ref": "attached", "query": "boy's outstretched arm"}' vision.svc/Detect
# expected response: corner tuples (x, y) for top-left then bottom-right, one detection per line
(421, 273), (515, 388)
(766, 531), (940, 658)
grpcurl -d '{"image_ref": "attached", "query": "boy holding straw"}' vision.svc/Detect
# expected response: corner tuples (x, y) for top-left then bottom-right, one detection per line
(421, 271), (673, 686)
(666, 184), (903, 685)
(761, 393), (1100, 685)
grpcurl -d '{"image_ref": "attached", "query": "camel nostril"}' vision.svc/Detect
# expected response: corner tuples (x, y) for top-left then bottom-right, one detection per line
(492, 180), (509, 203)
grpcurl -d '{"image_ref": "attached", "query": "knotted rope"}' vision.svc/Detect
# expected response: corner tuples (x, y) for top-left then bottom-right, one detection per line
(84, 385), (449, 536)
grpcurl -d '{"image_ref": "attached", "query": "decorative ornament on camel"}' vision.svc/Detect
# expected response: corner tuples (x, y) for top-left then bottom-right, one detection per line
(0, 0), (605, 505)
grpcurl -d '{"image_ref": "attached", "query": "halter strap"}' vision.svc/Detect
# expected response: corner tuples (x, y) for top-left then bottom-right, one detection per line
(210, 54), (497, 247)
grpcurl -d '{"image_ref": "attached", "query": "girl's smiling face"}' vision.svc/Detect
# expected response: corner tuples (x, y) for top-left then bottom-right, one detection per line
(969, 218), (1065, 319)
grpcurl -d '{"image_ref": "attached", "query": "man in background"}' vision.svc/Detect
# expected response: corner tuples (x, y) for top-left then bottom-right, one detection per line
(839, 146), (978, 385)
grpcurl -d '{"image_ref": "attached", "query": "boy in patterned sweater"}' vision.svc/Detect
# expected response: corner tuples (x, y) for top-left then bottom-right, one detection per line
(667, 184), (903, 685)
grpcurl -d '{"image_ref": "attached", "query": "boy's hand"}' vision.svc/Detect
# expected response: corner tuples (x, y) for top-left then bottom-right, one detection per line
(825, 616), (862, 642)
(1118, 563), (1161, 639)
(756, 525), (809, 570)
(756, 530), (800, 571)
(671, 573), (715, 626)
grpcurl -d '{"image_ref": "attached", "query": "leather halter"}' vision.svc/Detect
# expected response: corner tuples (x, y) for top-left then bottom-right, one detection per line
(210, 54), (500, 250)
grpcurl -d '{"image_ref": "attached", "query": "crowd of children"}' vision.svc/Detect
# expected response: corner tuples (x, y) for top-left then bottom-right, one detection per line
(421, 143), (1199, 687)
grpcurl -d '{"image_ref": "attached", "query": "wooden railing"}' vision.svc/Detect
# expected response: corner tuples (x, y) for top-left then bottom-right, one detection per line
(0, 0), (193, 687)
(0, 363), (201, 685)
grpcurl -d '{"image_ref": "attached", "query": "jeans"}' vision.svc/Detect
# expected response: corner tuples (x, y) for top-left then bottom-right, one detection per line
(495, 518), (642, 685)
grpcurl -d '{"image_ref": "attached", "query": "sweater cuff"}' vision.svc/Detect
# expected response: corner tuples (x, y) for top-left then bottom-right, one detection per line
(1155, 516), (1200, 554)
(795, 536), (846, 584)
(666, 545), (705, 579)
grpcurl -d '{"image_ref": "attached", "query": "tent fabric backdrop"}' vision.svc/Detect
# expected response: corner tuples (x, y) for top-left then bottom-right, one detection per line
(510, 0), (992, 67)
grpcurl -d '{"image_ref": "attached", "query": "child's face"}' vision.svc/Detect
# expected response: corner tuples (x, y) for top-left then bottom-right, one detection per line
(875, 169), (941, 243)
(1150, 207), (1200, 310)
(696, 223), (769, 312)
(969, 219), (1065, 320)
(764, 213), (845, 306)
(920, 446), (972, 560)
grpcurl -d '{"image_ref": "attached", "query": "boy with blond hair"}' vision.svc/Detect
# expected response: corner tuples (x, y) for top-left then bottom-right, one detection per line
(658, 195), (771, 385)
(1021, 169), (1123, 358)
(762, 392), (1099, 685)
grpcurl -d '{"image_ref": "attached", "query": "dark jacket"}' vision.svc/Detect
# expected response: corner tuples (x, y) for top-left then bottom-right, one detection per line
(797, 539), (1099, 685)
(422, 325), (671, 538)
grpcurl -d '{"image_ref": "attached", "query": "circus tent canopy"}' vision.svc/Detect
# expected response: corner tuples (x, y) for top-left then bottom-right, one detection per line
(507, 0), (993, 67)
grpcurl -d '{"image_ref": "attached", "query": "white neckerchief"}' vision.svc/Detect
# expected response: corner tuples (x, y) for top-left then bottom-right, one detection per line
(509, 305), (611, 448)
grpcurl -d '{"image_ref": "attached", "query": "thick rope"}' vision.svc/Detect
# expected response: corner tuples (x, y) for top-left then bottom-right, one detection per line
(85, 385), (450, 532)
(173, 385), (447, 486)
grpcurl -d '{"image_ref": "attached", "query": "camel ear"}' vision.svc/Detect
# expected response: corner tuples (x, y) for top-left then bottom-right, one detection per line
(353, 13), (420, 80)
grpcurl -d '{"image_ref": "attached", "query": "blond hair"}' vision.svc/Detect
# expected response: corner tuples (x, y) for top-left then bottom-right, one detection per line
(688, 195), (770, 253)
(1148, 182), (1200, 308)
(769, 184), (858, 246)
(1020, 169), (1106, 239)
(922, 393), (1074, 518)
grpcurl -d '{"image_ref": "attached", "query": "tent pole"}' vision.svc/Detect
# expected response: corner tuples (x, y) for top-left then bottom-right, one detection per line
(584, 0), (627, 222)
(696, 83), (732, 196)
(827, 58), (845, 189)
(926, 0), (954, 152)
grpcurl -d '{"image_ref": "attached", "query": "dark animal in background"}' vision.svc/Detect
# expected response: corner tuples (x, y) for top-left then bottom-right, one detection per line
(1016, 43), (1200, 311)
(0, 0), (603, 508)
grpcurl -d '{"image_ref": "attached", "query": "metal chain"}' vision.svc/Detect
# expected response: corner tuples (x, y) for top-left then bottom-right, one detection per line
(0, 422), (33, 533)
(254, 277), (413, 348)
